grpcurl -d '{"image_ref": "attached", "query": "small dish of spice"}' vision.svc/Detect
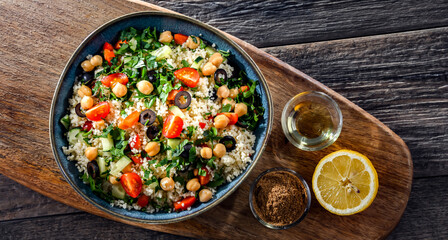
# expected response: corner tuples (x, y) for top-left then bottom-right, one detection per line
(249, 168), (311, 229)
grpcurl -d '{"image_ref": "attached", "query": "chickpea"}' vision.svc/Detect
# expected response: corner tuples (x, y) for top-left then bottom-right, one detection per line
(85, 147), (98, 161)
(186, 36), (200, 49)
(214, 114), (229, 129)
(209, 52), (223, 67)
(200, 147), (213, 159)
(222, 98), (235, 110)
(160, 177), (175, 191)
(201, 62), (217, 76)
(199, 189), (213, 202)
(81, 60), (95, 72)
(217, 85), (230, 99)
(93, 119), (105, 130)
(112, 82), (127, 98)
(213, 143), (226, 158)
(229, 88), (239, 99)
(81, 96), (94, 110)
(109, 175), (119, 185)
(186, 178), (201, 192)
(235, 103), (248, 117)
(145, 142), (161, 157)
(78, 85), (92, 98)
(136, 80), (154, 95)
(159, 31), (173, 43)
(90, 55), (103, 67)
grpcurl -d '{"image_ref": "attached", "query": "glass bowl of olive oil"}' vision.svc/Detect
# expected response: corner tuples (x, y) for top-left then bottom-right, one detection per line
(281, 91), (342, 151)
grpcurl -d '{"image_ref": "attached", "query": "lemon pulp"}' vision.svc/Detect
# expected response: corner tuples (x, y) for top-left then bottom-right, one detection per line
(312, 150), (379, 215)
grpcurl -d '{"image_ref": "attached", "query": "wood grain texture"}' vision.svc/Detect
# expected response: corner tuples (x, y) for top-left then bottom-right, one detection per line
(264, 27), (448, 178)
(0, 175), (79, 221)
(1, 174), (445, 240)
(142, 0), (448, 48)
(0, 0), (413, 239)
(0, 213), (191, 240)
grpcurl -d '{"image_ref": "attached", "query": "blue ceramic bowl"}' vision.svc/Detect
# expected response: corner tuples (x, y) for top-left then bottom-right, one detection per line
(49, 11), (273, 224)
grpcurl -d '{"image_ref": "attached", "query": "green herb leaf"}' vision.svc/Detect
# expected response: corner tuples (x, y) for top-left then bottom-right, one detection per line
(198, 168), (207, 177)
(218, 50), (230, 58)
(181, 60), (189, 67)
(221, 104), (231, 113)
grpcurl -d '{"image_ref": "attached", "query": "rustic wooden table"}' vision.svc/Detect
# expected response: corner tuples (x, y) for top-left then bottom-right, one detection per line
(1, 0), (447, 239)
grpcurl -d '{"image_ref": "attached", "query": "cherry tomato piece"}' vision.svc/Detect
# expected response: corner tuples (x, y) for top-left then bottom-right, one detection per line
(162, 114), (184, 138)
(199, 122), (206, 129)
(198, 167), (210, 186)
(167, 86), (184, 101)
(103, 42), (114, 51)
(82, 121), (93, 131)
(137, 195), (150, 208)
(118, 111), (140, 130)
(85, 102), (110, 121)
(104, 49), (115, 66)
(131, 154), (143, 164)
(174, 33), (188, 45)
(114, 40), (128, 49)
(174, 196), (196, 211)
(240, 86), (249, 93)
(130, 134), (141, 150)
(101, 73), (129, 88)
(120, 172), (142, 198)
(217, 112), (238, 125)
(174, 67), (200, 88)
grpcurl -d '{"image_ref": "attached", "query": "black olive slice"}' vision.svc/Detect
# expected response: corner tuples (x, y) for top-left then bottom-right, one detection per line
(75, 103), (86, 117)
(174, 91), (192, 109)
(139, 109), (156, 126)
(87, 160), (100, 179)
(147, 70), (157, 83)
(180, 144), (193, 159)
(146, 125), (160, 140)
(214, 69), (227, 85)
(219, 136), (237, 152)
(78, 72), (94, 85)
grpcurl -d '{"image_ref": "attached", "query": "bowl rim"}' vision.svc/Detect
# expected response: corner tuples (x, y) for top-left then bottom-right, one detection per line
(49, 11), (273, 224)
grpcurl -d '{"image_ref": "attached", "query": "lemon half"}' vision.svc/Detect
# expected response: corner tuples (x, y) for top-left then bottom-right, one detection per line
(312, 150), (379, 215)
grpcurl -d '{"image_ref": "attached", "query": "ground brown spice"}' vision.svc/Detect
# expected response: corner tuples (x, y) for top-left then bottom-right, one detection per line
(253, 171), (306, 226)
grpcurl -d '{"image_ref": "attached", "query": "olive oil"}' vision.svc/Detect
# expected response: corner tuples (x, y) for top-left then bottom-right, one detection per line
(286, 101), (334, 146)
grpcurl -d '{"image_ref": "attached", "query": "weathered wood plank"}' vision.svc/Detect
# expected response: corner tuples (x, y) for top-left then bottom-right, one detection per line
(387, 176), (448, 240)
(0, 213), (192, 240)
(0, 175), (79, 221)
(264, 27), (448, 178)
(143, 0), (448, 47)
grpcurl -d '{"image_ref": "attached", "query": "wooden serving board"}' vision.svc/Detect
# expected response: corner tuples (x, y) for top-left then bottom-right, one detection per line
(0, 0), (412, 239)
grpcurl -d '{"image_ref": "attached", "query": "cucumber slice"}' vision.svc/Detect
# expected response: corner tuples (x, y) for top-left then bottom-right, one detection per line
(190, 58), (204, 70)
(102, 151), (112, 158)
(60, 114), (70, 130)
(67, 128), (81, 145)
(168, 106), (185, 118)
(100, 134), (114, 151)
(110, 156), (132, 176)
(167, 138), (181, 149)
(97, 157), (108, 178)
(111, 184), (126, 199)
(152, 45), (172, 61)
(167, 138), (181, 160)
(205, 46), (216, 57)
